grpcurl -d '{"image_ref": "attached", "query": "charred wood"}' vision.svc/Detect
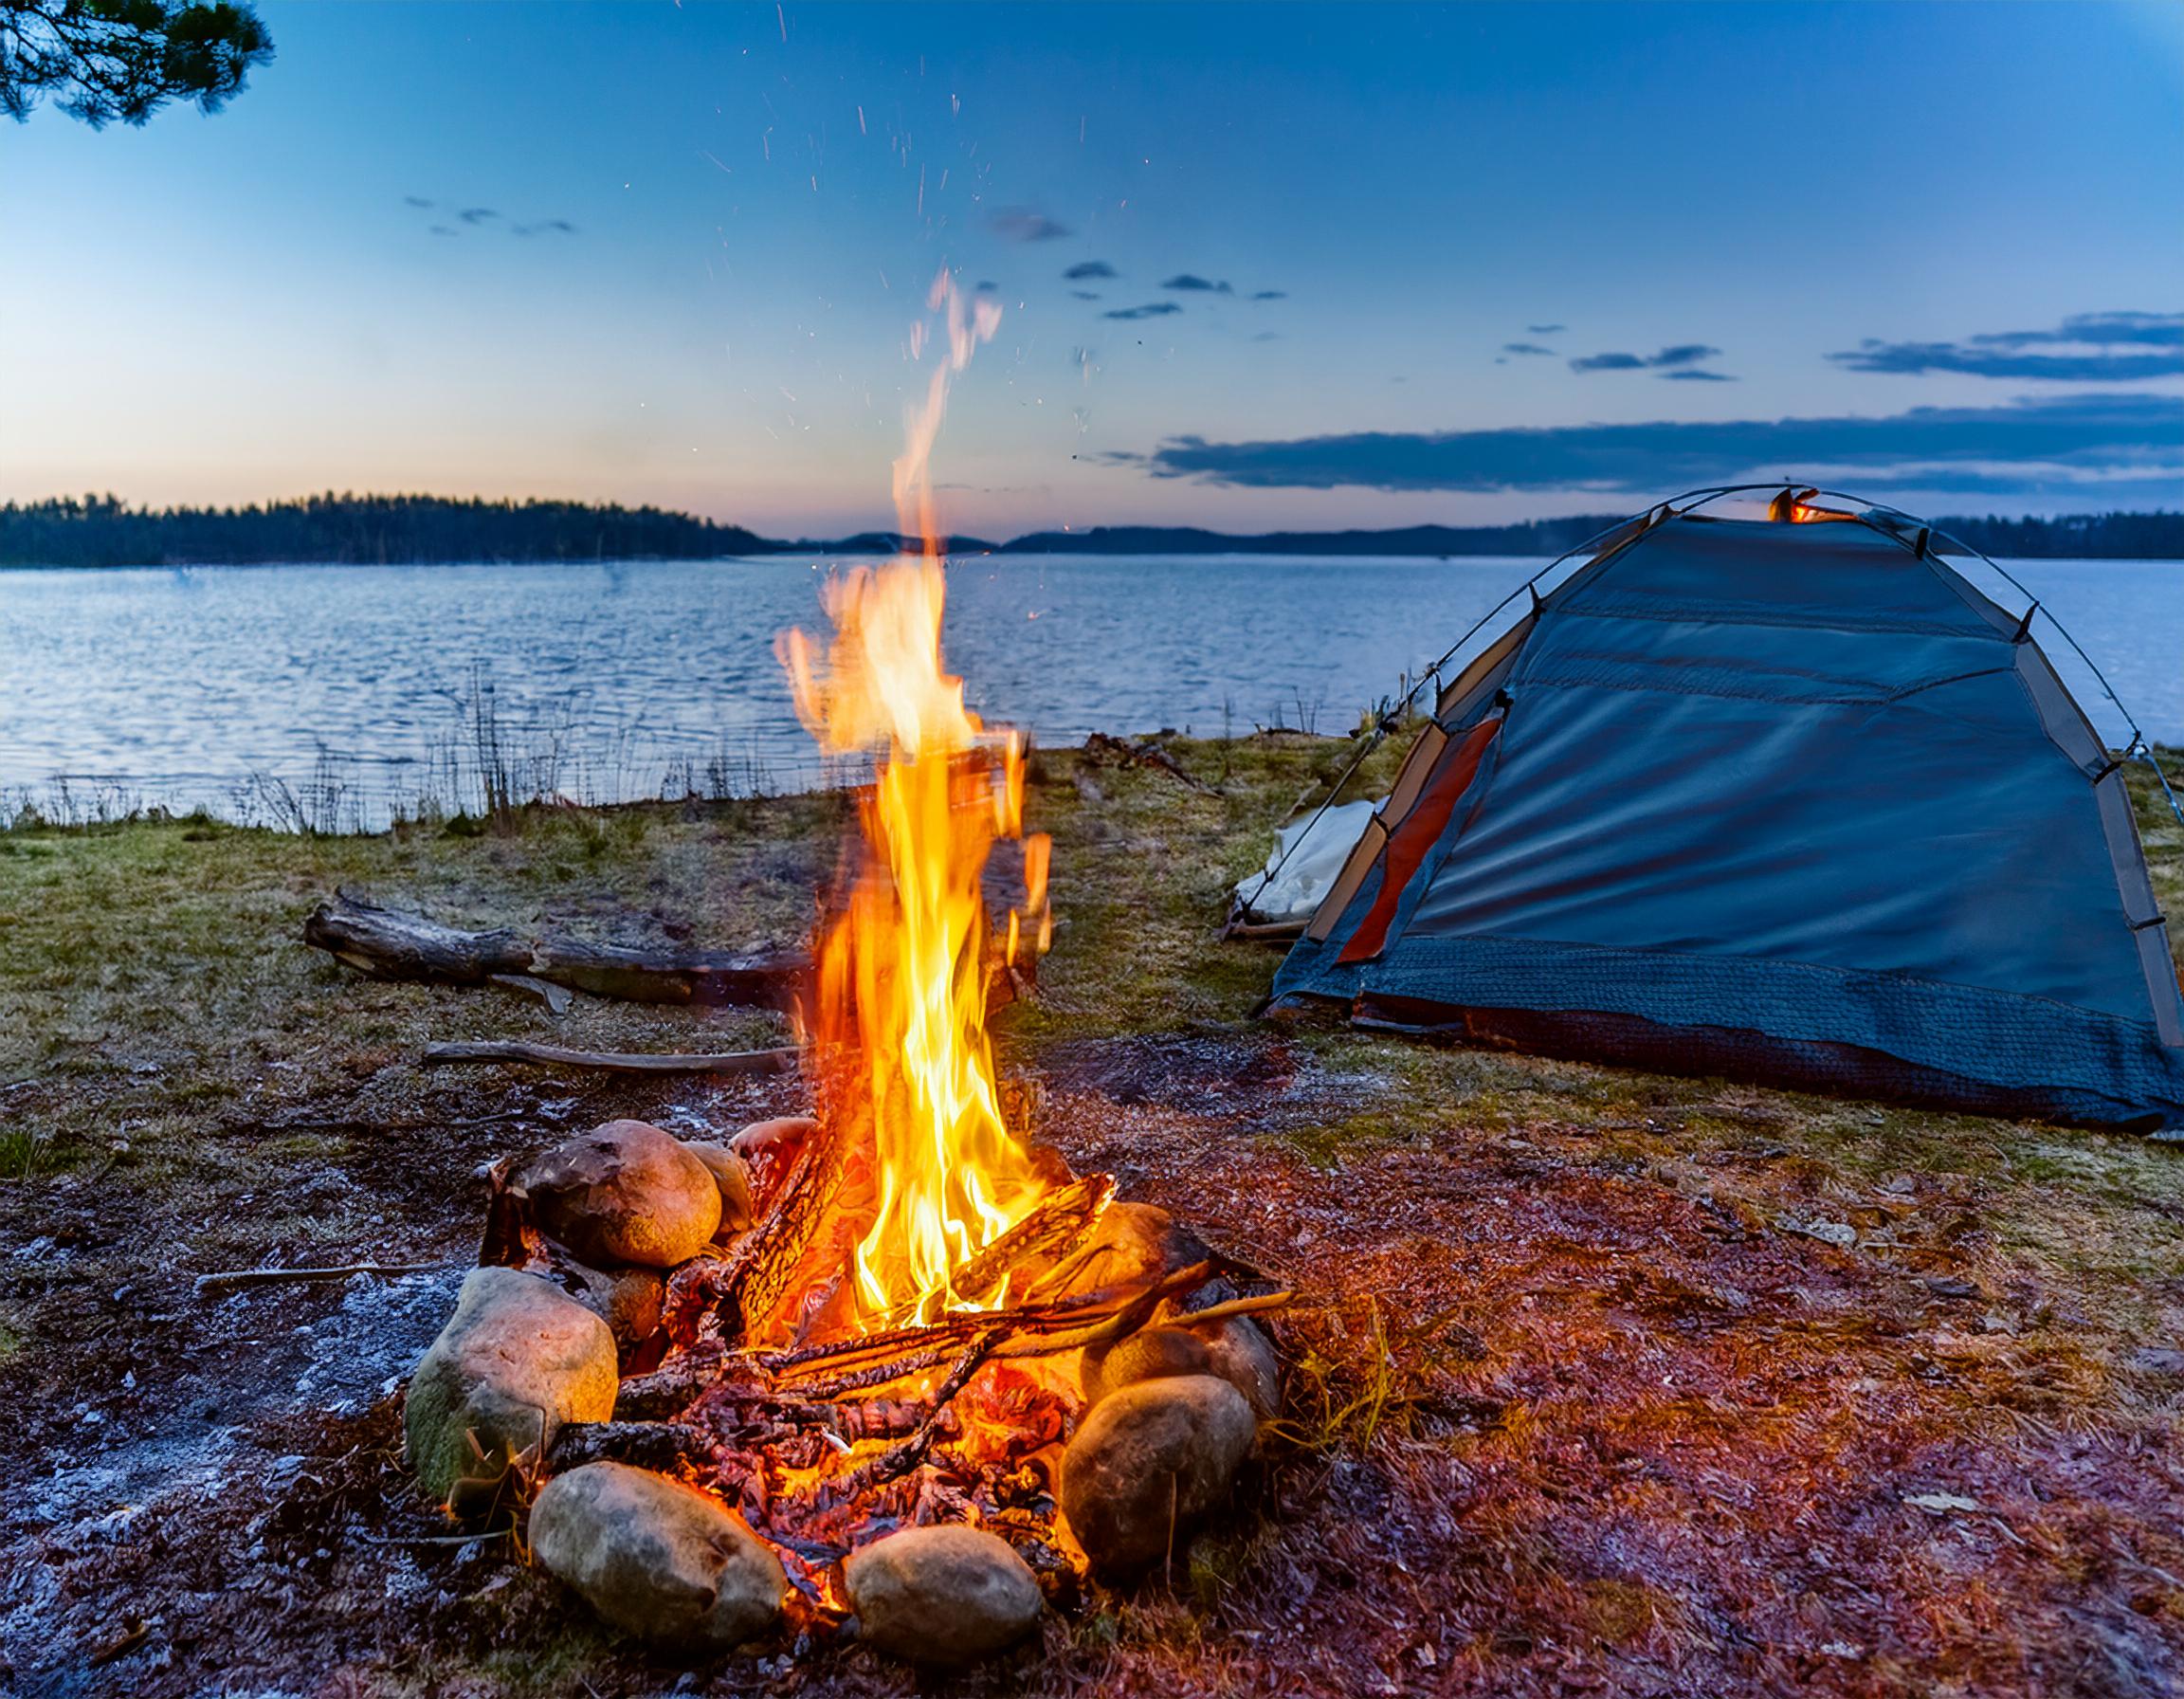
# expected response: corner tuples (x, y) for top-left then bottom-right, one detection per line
(546, 1420), (712, 1473)
(702, 1108), (849, 1343)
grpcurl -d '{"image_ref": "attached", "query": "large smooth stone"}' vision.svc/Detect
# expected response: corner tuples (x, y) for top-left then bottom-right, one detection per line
(1060, 1374), (1256, 1576)
(1190, 1316), (1281, 1420)
(1079, 1325), (1213, 1406)
(844, 1525), (1043, 1666)
(521, 1120), (721, 1268)
(731, 1115), (818, 1156)
(404, 1267), (617, 1510)
(530, 1461), (787, 1658)
(555, 1258), (665, 1346)
(681, 1141), (756, 1232)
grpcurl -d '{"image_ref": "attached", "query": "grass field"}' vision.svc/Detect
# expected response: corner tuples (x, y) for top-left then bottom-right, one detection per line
(1, 735), (2180, 1697)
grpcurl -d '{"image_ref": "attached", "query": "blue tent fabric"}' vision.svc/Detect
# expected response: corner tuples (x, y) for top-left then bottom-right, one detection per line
(1273, 511), (2184, 1132)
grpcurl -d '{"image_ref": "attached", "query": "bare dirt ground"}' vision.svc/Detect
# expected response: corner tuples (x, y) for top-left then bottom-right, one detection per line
(2, 736), (2181, 1699)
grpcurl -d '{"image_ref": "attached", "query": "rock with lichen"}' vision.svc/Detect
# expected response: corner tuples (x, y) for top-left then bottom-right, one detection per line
(404, 1266), (617, 1511)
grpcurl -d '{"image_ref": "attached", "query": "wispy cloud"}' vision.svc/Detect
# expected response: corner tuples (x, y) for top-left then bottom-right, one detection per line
(457, 207), (499, 226)
(1104, 301), (1184, 320)
(1502, 342), (1556, 356)
(990, 207), (1071, 242)
(1064, 260), (1118, 281)
(1829, 311), (2184, 381)
(1070, 289), (1103, 301)
(1119, 393), (2183, 498)
(1660, 369), (1737, 382)
(1528, 323), (1565, 335)
(510, 218), (578, 237)
(1162, 274), (1232, 293)
(1252, 289), (1287, 301)
(1570, 352), (1647, 372)
(403, 194), (434, 210)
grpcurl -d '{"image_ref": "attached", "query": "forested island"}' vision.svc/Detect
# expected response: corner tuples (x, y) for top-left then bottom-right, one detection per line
(2, 491), (2178, 566)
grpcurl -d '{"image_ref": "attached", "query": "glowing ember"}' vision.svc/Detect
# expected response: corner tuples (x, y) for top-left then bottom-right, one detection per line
(779, 270), (1054, 1328)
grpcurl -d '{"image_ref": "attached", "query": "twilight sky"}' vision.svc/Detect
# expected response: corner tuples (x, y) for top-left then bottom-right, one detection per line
(2, 0), (2179, 535)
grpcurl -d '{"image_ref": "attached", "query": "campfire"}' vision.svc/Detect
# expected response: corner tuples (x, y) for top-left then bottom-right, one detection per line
(402, 271), (1287, 1669)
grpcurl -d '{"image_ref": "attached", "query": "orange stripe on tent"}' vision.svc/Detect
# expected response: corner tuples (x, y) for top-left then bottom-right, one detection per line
(1336, 715), (1503, 964)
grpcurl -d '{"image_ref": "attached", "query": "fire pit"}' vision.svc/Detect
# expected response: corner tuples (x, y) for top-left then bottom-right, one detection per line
(399, 273), (1289, 1669)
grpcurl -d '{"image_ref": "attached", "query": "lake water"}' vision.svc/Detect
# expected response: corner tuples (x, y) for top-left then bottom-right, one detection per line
(0, 553), (2176, 829)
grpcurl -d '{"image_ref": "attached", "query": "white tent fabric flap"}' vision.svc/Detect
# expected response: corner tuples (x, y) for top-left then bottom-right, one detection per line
(1239, 797), (1381, 926)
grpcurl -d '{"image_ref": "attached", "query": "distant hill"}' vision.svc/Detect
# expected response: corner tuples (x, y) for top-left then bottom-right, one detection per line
(2, 493), (2177, 566)
(992, 519), (1626, 557)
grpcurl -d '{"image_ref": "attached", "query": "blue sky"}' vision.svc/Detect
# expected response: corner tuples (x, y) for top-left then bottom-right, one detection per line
(1, 0), (2178, 533)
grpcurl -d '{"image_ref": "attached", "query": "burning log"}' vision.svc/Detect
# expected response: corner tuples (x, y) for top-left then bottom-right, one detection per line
(944, 1172), (1115, 1306)
(818, 1326), (1003, 1498)
(687, 1110), (853, 1345)
(756, 1260), (1247, 1388)
(302, 889), (808, 1008)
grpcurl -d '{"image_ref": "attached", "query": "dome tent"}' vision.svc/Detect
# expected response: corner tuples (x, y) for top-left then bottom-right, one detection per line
(1269, 487), (2184, 1133)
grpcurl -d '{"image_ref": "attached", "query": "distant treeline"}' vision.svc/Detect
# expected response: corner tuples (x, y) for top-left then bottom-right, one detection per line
(990, 518), (1626, 557)
(1001, 512), (2184, 559)
(2, 492), (2179, 566)
(0, 493), (773, 567)
(1932, 511), (2184, 560)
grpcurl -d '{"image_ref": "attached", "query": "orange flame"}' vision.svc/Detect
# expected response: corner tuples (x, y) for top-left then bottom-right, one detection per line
(780, 270), (1051, 1326)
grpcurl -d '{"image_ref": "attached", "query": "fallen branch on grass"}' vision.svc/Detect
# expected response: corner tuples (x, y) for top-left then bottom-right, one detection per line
(303, 889), (808, 1008)
(1081, 732), (1221, 795)
(423, 1040), (799, 1076)
(195, 1261), (451, 1294)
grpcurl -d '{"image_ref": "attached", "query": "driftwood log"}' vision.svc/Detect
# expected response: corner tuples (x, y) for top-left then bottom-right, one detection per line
(302, 891), (531, 984)
(303, 890), (809, 1009)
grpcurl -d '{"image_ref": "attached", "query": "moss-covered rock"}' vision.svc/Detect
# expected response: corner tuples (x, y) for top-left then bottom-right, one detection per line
(404, 1266), (617, 1511)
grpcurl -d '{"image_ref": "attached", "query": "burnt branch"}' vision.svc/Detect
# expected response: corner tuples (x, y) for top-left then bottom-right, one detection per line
(547, 1420), (712, 1473)
(823, 1328), (1002, 1499)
